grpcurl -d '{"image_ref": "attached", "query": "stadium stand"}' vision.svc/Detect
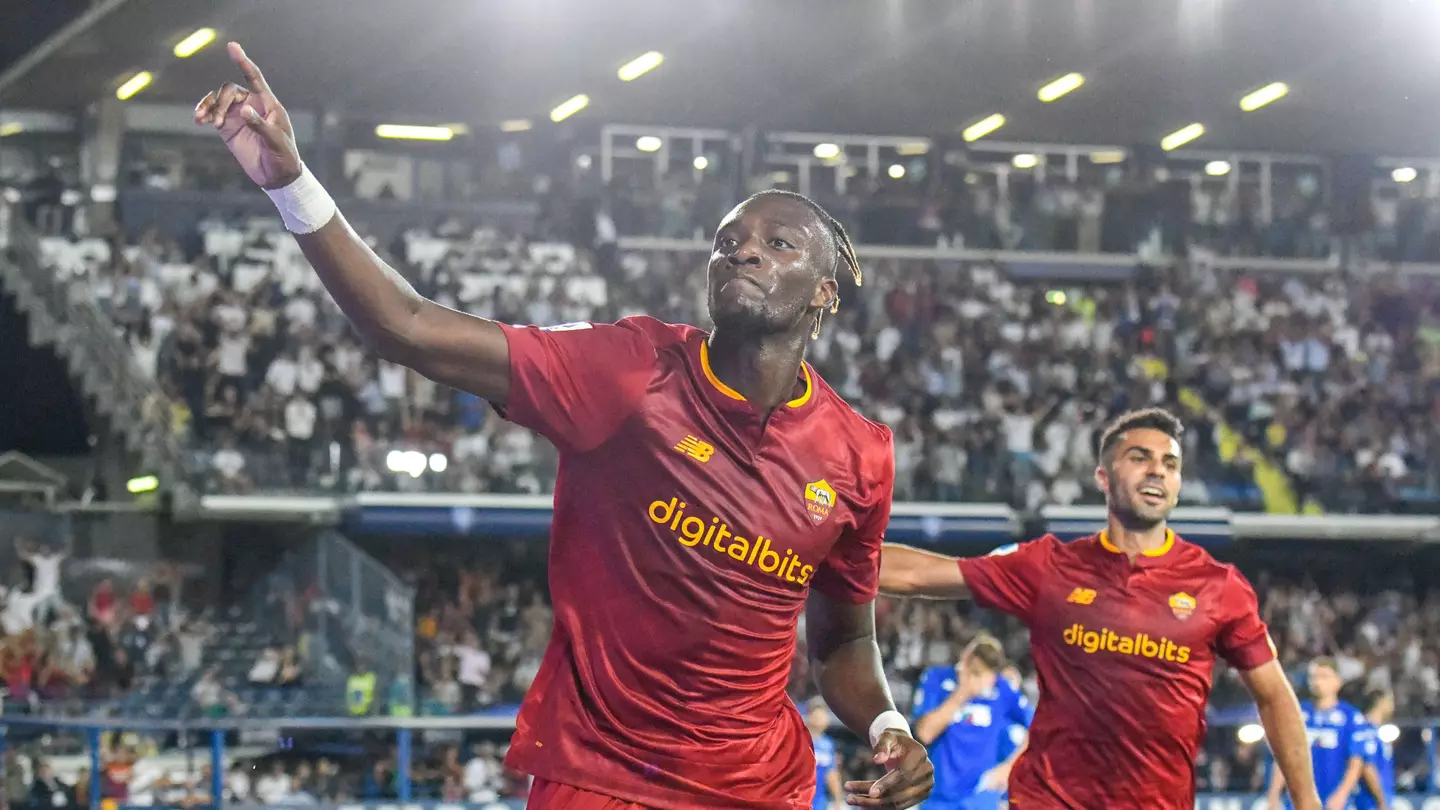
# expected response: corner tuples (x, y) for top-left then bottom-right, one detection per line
(4, 5), (1440, 802)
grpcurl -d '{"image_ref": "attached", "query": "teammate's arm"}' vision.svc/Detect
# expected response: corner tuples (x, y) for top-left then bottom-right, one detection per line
(1360, 764), (1387, 810)
(806, 595), (933, 809)
(195, 43), (511, 404)
(878, 544), (968, 599)
(825, 764), (844, 810)
(1244, 661), (1321, 810)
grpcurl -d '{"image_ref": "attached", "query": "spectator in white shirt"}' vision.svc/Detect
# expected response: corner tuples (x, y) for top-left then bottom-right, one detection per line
(266, 352), (299, 397)
(254, 761), (293, 805)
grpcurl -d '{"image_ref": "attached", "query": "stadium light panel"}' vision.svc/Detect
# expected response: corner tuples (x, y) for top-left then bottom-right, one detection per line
(1012, 153), (1039, 169)
(1378, 724), (1399, 743)
(0, 123), (22, 137)
(896, 142), (929, 156)
(1161, 123), (1205, 151)
(1205, 160), (1231, 177)
(576, 155), (593, 170)
(618, 51), (664, 82)
(375, 124), (454, 141)
(550, 94), (589, 123)
(1038, 72), (1085, 103)
(1392, 167), (1418, 183)
(126, 475), (159, 494)
(636, 136), (663, 153)
(962, 114), (1006, 142)
(1236, 724), (1265, 744)
(887, 164), (905, 179)
(1090, 150), (1126, 164)
(116, 71), (153, 101)
(500, 119), (532, 133)
(173, 28), (217, 59)
(1045, 290), (1067, 306)
(428, 453), (448, 473)
(693, 156), (709, 170)
(1239, 82), (1289, 112)
(813, 143), (841, 159)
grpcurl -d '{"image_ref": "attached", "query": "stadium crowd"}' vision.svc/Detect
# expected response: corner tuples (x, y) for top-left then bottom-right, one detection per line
(33, 201), (1440, 513)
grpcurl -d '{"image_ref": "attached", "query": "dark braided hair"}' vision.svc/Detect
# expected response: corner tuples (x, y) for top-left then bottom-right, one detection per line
(746, 189), (862, 288)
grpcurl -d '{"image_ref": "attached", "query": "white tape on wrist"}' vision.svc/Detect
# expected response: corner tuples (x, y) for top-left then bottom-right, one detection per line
(263, 164), (337, 234)
(868, 710), (912, 747)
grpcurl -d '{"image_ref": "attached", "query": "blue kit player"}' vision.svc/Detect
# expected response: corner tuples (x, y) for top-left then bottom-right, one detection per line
(1353, 689), (1394, 810)
(912, 635), (1032, 810)
(807, 698), (844, 810)
(1269, 658), (1367, 810)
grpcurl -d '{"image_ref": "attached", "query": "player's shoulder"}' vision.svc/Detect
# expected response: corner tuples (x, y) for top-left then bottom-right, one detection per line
(920, 664), (955, 685)
(807, 370), (893, 447)
(801, 371), (895, 482)
(1169, 536), (1252, 586)
(609, 314), (697, 346)
(1339, 701), (1367, 725)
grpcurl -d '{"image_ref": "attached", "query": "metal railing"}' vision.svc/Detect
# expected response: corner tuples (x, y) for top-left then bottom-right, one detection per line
(0, 201), (189, 491)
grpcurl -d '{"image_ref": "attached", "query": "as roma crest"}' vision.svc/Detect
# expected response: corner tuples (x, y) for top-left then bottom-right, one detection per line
(804, 480), (836, 525)
(1168, 592), (1196, 621)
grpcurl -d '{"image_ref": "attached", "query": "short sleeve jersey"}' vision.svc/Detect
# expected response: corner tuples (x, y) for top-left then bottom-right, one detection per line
(496, 317), (895, 809)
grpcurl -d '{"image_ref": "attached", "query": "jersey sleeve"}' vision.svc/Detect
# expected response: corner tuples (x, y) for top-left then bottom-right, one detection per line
(810, 429), (894, 604)
(1007, 687), (1035, 729)
(912, 667), (948, 720)
(955, 538), (1052, 624)
(1214, 567), (1277, 671)
(496, 320), (656, 453)
(1351, 722), (1378, 762)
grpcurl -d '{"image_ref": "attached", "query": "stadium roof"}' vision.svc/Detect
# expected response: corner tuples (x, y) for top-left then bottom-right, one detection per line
(3, 0), (1439, 157)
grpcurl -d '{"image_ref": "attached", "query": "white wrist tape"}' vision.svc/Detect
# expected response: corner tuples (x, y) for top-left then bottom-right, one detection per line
(869, 710), (912, 747)
(264, 164), (337, 234)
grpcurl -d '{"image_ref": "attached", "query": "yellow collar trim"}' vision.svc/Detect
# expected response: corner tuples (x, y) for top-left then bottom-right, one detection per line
(699, 341), (812, 408)
(1099, 529), (1175, 557)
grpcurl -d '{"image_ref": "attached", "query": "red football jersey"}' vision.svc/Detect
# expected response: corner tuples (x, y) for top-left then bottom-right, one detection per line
(957, 532), (1274, 810)
(496, 316), (894, 809)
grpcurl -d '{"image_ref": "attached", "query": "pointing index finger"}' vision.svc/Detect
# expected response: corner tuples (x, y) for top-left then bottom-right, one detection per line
(227, 42), (271, 96)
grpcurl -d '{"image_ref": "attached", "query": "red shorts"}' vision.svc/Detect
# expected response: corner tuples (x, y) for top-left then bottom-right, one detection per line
(525, 778), (654, 810)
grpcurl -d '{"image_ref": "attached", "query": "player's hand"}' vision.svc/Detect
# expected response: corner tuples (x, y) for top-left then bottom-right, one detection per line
(1322, 791), (1350, 810)
(843, 730), (933, 809)
(977, 761), (1011, 792)
(193, 42), (302, 190)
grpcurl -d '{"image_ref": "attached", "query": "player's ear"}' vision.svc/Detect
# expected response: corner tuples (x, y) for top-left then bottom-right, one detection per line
(1093, 464), (1108, 494)
(810, 276), (838, 310)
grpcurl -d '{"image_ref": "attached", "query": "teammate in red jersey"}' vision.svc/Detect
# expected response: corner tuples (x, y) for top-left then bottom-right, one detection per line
(196, 43), (933, 810)
(879, 408), (1322, 810)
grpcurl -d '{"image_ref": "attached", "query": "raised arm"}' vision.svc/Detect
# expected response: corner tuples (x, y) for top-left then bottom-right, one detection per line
(195, 43), (511, 404)
(880, 543), (969, 599)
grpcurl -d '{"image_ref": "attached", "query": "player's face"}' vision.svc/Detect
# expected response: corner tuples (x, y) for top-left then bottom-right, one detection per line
(1096, 428), (1181, 528)
(806, 705), (830, 734)
(959, 653), (998, 694)
(707, 196), (837, 336)
(1308, 665), (1341, 701)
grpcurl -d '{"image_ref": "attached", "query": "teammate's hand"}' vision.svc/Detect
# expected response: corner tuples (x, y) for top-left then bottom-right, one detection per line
(843, 730), (933, 809)
(193, 42), (302, 190)
(977, 761), (1011, 792)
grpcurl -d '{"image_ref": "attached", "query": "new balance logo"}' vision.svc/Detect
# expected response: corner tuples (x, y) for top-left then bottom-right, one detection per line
(673, 435), (715, 463)
(1066, 587), (1097, 605)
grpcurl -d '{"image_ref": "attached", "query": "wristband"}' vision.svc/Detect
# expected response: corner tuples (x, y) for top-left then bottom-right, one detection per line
(868, 710), (912, 747)
(263, 164), (337, 234)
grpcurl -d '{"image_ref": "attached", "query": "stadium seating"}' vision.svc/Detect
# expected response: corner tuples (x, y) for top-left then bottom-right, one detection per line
(8, 145), (1440, 803)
